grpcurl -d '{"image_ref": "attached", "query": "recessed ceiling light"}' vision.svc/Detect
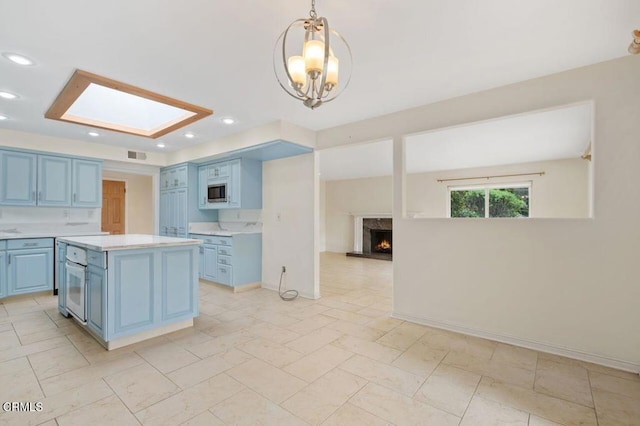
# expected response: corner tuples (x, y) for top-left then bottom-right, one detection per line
(0, 114), (8, 120)
(221, 117), (235, 125)
(156, 142), (165, 148)
(88, 131), (99, 137)
(0, 91), (18, 100)
(184, 132), (195, 138)
(2, 52), (35, 66)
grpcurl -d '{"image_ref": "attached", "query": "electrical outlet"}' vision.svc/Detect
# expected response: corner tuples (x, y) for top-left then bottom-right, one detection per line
(282, 266), (286, 273)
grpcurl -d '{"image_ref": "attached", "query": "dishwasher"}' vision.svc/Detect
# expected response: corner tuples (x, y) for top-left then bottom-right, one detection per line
(65, 245), (88, 324)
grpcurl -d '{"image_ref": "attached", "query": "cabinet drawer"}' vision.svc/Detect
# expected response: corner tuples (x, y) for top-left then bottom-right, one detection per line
(87, 250), (106, 268)
(217, 246), (233, 257)
(212, 236), (232, 246)
(217, 254), (232, 266)
(0, 240), (6, 250)
(217, 265), (232, 285)
(190, 234), (216, 245)
(8, 238), (53, 250)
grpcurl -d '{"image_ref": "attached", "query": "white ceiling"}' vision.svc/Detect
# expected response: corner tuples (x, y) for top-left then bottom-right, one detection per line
(0, 1), (636, 153)
(318, 103), (592, 180)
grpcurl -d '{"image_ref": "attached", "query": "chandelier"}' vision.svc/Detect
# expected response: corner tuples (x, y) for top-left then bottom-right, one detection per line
(629, 30), (640, 54)
(274, 0), (352, 109)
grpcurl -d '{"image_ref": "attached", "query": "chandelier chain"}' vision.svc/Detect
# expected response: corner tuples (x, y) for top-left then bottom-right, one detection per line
(309, 0), (317, 19)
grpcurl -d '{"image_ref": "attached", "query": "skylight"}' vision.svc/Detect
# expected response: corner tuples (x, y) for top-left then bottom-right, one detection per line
(45, 70), (212, 138)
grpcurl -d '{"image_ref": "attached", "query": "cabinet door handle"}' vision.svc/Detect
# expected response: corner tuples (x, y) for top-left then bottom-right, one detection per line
(203, 196), (206, 204)
(73, 193), (77, 202)
(38, 191), (42, 201)
(23, 243), (37, 247)
(7, 254), (10, 264)
(32, 191), (36, 201)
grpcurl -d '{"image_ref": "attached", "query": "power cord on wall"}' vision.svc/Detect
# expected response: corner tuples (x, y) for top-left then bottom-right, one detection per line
(278, 266), (298, 301)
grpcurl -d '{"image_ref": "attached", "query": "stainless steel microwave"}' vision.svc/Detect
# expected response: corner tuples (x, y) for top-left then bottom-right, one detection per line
(207, 182), (227, 203)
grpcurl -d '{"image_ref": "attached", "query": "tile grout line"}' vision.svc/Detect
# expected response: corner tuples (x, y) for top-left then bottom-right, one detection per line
(586, 370), (601, 426)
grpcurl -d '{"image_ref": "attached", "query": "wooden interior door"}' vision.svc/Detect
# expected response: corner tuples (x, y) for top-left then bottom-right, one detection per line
(102, 180), (125, 235)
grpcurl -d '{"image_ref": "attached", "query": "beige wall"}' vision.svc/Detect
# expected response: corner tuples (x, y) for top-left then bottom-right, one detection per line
(319, 180), (327, 252)
(323, 158), (588, 253)
(262, 153), (319, 299)
(317, 56), (640, 372)
(0, 129), (167, 166)
(102, 171), (153, 234)
(406, 158), (590, 218)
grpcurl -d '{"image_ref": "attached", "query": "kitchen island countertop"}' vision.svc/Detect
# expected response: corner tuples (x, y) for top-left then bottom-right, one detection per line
(56, 234), (202, 251)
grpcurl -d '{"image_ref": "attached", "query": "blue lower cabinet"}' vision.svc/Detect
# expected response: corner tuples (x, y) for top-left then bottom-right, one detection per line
(7, 247), (53, 296)
(217, 265), (232, 285)
(87, 264), (105, 335)
(56, 241), (67, 314)
(161, 249), (195, 320)
(105, 246), (198, 341)
(189, 233), (261, 288)
(0, 251), (6, 298)
(203, 245), (218, 281)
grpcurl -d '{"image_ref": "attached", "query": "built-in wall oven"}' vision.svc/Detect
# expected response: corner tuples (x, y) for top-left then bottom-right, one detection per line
(65, 245), (87, 324)
(207, 181), (227, 203)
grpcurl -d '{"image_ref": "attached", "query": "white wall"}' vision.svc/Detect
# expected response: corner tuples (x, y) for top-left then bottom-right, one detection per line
(262, 153), (319, 299)
(316, 56), (640, 371)
(406, 158), (589, 218)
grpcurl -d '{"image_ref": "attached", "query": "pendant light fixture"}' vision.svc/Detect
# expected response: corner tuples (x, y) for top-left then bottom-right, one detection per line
(628, 30), (640, 54)
(274, 0), (352, 109)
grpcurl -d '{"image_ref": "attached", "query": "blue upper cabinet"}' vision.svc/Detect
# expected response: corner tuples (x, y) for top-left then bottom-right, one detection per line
(72, 159), (102, 207)
(198, 167), (207, 209)
(0, 151), (37, 206)
(38, 155), (72, 206)
(159, 163), (218, 237)
(199, 158), (262, 210)
(0, 149), (102, 208)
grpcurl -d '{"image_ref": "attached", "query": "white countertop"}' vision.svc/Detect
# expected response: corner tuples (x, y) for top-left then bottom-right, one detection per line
(188, 221), (262, 236)
(0, 231), (109, 239)
(188, 231), (261, 236)
(56, 234), (202, 252)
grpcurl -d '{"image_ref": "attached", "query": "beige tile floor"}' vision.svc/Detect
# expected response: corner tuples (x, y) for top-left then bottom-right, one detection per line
(0, 252), (639, 425)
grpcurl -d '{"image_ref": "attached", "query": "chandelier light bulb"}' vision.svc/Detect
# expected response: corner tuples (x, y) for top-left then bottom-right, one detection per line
(629, 29), (640, 54)
(326, 56), (339, 87)
(303, 39), (325, 75)
(287, 56), (307, 87)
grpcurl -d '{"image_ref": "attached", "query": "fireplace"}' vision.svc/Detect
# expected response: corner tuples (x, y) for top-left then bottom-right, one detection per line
(347, 216), (392, 260)
(371, 230), (392, 254)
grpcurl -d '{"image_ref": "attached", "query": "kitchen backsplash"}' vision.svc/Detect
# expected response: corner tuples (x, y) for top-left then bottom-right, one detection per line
(218, 209), (262, 223)
(0, 207), (101, 233)
(190, 210), (263, 234)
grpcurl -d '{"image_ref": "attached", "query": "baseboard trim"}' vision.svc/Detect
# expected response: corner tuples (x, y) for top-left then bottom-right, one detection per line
(392, 311), (640, 374)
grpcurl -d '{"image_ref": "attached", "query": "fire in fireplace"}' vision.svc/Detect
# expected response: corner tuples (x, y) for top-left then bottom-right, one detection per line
(371, 230), (392, 254)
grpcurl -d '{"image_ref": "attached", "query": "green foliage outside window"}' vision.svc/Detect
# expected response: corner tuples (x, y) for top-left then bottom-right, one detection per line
(451, 187), (529, 218)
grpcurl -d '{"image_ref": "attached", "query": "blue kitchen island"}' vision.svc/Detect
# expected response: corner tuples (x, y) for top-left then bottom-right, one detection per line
(57, 234), (201, 350)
